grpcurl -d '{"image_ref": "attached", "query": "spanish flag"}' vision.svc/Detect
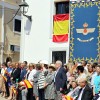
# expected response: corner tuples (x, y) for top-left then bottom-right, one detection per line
(53, 14), (69, 42)
(12, 87), (17, 94)
(65, 95), (73, 100)
(1, 75), (7, 82)
(23, 79), (33, 88)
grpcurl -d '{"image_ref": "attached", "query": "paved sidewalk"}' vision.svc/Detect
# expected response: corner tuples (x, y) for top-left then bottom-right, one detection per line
(0, 96), (7, 100)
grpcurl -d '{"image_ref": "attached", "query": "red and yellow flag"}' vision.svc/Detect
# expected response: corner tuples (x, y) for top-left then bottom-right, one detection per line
(1, 75), (7, 82)
(23, 79), (33, 88)
(65, 95), (74, 100)
(12, 87), (17, 94)
(53, 14), (69, 42)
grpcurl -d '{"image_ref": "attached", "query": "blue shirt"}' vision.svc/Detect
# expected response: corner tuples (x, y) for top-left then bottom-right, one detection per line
(6, 67), (13, 83)
(91, 72), (97, 85)
(6, 67), (13, 78)
(93, 75), (100, 94)
(20, 68), (27, 81)
(7, 67), (13, 74)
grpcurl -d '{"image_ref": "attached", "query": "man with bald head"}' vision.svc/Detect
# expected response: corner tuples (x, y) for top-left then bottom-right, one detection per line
(76, 78), (93, 100)
(55, 60), (67, 100)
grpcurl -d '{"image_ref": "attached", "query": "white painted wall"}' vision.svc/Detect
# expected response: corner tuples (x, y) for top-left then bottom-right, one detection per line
(20, 0), (69, 63)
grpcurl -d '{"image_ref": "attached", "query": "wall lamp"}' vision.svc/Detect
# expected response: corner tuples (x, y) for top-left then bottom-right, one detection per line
(7, 0), (32, 24)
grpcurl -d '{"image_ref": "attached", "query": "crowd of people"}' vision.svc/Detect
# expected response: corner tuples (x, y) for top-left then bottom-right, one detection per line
(0, 60), (100, 100)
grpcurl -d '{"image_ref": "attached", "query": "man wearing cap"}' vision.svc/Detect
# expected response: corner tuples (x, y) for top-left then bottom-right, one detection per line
(55, 60), (67, 100)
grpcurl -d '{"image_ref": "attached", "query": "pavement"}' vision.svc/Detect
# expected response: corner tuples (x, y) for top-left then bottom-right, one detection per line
(0, 95), (7, 100)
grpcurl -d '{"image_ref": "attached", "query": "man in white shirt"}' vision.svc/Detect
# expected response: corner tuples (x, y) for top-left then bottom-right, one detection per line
(76, 78), (93, 100)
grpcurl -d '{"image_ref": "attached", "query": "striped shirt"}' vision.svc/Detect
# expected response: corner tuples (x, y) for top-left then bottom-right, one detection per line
(38, 71), (47, 89)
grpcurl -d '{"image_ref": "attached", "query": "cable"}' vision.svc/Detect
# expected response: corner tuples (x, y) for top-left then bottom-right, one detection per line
(5, 7), (21, 24)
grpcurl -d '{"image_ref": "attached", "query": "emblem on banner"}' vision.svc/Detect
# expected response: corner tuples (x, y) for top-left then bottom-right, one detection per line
(76, 23), (95, 35)
(76, 23), (95, 42)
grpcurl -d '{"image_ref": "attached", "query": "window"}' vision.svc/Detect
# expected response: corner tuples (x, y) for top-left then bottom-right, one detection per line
(10, 45), (20, 52)
(13, 15), (21, 33)
(6, 57), (12, 64)
(10, 45), (14, 51)
(52, 51), (66, 64)
(14, 19), (21, 32)
(55, 2), (69, 14)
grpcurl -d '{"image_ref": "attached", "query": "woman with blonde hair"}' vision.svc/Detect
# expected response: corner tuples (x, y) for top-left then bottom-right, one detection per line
(21, 63), (36, 100)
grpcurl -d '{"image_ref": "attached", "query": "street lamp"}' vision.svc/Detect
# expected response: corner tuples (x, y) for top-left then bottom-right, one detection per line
(19, 0), (29, 14)
(7, 0), (32, 24)
(19, 0), (32, 22)
(19, 0), (29, 7)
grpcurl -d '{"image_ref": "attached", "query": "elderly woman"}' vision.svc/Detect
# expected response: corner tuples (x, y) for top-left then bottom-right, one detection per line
(44, 64), (56, 100)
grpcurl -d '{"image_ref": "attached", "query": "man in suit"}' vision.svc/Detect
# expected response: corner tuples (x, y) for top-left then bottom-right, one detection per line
(11, 64), (21, 82)
(20, 63), (27, 81)
(76, 78), (93, 100)
(17, 62), (27, 100)
(55, 60), (67, 100)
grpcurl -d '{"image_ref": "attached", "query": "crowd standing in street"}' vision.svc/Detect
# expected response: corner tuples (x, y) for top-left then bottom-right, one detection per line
(0, 59), (100, 100)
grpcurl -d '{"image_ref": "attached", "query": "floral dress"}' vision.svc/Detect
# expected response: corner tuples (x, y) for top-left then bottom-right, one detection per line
(45, 72), (56, 99)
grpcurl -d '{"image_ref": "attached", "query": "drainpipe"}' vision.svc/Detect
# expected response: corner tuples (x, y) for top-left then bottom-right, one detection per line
(20, 0), (25, 62)
(1, 0), (4, 64)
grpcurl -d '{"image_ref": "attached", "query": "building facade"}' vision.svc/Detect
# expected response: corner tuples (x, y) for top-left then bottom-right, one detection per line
(0, 0), (21, 64)
(20, 0), (69, 64)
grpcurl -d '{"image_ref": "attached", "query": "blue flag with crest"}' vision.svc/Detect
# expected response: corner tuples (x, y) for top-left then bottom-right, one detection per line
(70, 1), (100, 62)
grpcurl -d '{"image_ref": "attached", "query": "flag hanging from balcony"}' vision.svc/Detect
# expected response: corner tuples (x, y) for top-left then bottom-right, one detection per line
(53, 14), (69, 42)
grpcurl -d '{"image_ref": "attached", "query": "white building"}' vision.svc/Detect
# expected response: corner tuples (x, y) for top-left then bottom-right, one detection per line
(20, 0), (69, 64)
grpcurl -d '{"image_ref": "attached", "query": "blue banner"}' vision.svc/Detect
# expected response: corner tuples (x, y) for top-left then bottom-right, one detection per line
(70, 2), (100, 62)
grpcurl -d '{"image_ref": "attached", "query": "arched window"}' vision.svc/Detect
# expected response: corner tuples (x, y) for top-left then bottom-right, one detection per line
(6, 57), (12, 64)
